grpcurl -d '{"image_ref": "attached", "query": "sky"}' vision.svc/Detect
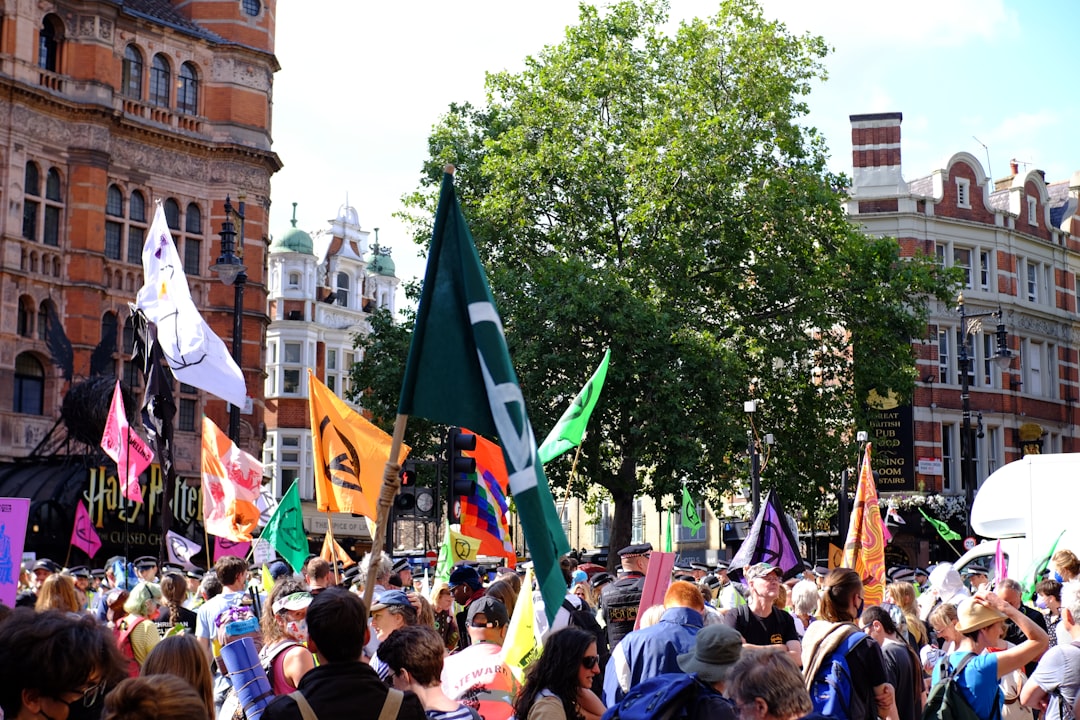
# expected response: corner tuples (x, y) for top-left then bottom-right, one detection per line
(268, 0), (1080, 301)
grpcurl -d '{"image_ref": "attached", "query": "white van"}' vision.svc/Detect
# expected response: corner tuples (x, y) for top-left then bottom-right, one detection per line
(952, 453), (1080, 589)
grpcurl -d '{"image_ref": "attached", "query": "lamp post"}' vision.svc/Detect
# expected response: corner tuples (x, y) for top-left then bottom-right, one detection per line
(956, 293), (1010, 536)
(210, 195), (246, 443)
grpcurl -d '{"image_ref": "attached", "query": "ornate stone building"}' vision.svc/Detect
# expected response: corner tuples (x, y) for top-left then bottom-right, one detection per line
(0, 0), (280, 559)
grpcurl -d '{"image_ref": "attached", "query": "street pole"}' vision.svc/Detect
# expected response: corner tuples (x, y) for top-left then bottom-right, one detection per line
(749, 430), (760, 519)
(211, 195), (247, 445)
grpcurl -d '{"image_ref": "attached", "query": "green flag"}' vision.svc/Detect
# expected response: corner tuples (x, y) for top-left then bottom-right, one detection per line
(681, 486), (702, 534)
(664, 508), (673, 553)
(918, 508), (961, 542)
(1023, 529), (1066, 601)
(397, 170), (570, 624)
(537, 349), (611, 464)
(260, 481), (308, 572)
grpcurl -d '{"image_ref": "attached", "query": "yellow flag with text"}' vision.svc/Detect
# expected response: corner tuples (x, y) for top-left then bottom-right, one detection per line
(503, 568), (540, 683)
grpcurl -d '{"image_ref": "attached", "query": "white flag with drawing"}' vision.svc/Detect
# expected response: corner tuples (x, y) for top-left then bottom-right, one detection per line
(165, 530), (202, 569)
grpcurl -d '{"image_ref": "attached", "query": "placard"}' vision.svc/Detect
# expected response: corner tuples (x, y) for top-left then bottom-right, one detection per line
(0, 498), (31, 607)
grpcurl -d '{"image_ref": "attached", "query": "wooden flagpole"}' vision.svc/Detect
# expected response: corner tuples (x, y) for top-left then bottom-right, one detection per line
(558, 443), (585, 518)
(364, 413), (408, 608)
(327, 514), (340, 585)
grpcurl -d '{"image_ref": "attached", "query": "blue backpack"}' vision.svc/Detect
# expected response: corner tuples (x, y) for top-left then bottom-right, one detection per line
(601, 673), (704, 720)
(808, 630), (868, 720)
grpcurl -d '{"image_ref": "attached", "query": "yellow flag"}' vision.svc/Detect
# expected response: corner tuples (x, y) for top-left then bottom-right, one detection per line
(308, 371), (410, 518)
(503, 568), (539, 682)
(261, 565), (275, 594)
(448, 527), (481, 563)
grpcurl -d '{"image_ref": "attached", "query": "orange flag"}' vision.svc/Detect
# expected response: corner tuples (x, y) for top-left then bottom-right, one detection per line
(320, 533), (356, 568)
(842, 443), (887, 605)
(308, 371), (409, 518)
(201, 417), (262, 542)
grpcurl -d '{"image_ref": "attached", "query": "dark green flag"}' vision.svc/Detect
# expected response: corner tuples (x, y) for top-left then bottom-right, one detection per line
(398, 170), (570, 624)
(260, 481), (307, 572)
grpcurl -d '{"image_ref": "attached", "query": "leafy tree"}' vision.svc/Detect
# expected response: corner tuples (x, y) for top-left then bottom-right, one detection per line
(355, 0), (954, 565)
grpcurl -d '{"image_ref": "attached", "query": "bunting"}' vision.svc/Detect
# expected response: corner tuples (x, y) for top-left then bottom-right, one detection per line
(841, 443), (887, 605)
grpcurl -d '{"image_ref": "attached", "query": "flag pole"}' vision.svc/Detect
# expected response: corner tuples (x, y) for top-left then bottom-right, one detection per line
(558, 443), (584, 518)
(327, 515), (341, 585)
(364, 413), (408, 607)
(204, 526), (212, 567)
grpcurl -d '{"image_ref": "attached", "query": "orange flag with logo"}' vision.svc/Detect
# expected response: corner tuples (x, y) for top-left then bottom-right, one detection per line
(842, 443), (887, 605)
(308, 370), (409, 518)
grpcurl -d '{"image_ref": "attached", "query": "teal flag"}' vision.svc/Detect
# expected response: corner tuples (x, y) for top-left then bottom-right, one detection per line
(664, 509), (673, 553)
(681, 486), (702, 534)
(397, 170), (570, 624)
(537, 349), (611, 464)
(260, 481), (308, 573)
(917, 508), (961, 542)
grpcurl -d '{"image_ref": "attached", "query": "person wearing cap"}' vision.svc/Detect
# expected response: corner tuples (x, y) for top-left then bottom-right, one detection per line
(675, 624), (742, 720)
(369, 589), (420, 681)
(133, 555), (158, 582)
(449, 566), (486, 652)
(262, 586), (426, 720)
(603, 580), (706, 706)
(963, 564), (990, 593)
(714, 562), (747, 611)
(66, 565), (92, 610)
(259, 579), (316, 696)
(31, 558), (59, 590)
(1021, 579), (1080, 718)
(931, 592), (1048, 719)
(92, 555), (127, 622)
(392, 558), (414, 590)
(725, 563), (801, 665)
(600, 543), (651, 650)
(440, 596), (520, 720)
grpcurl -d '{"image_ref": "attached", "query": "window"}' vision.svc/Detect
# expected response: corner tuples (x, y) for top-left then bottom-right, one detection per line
(1026, 261), (1039, 302)
(43, 169), (61, 246)
(182, 203), (203, 275)
(122, 45), (143, 99)
(937, 241), (992, 291)
(979, 251), (991, 291)
(128, 191), (147, 264)
(985, 426), (1000, 476)
(631, 499), (644, 544)
(37, 301), (50, 341)
(956, 330), (974, 387)
(150, 54), (170, 107)
(592, 502), (611, 547)
(177, 63), (198, 115)
(941, 423), (954, 492)
(178, 398), (196, 431)
(23, 162), (63, 246)
(22, 162), (39, 241)
(105, 185), (124, 260)
(242, 0), (262, 16)
(283, 341), (302, 394)
(336, 272), (350, 307)
(284, 342), (302, 363)
(14, 352), (45, 414)
(288, 272), (300, 289)
(105, 184), (149, 264)
(938, 328), (950, 384)
(956, 178), (971, 208)
(953, 248), (972, 289)
(38, 16), (61, 72)
(164, 198), (180, 230)
(1028, 196), (1038, 226)
(17, 297), (32, 337)
(1027, 340), (1043, 396)
(327, 349), (337, 370)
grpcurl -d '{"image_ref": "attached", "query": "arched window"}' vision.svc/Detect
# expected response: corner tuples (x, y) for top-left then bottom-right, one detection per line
(130, 191), (146, 222)
(38, 16), (61, 72)
(128, 191), (147, 263)
(164, 198), (180, 230)
(17, 296), (33, 337)
(122, 45), (143, 99)
(24, 162), (39, 195)
(336, 272), (350, 307)
(185, 203), (202, 234)
(101, 312), (118, 353)
(288, 271), (301, 289)
(149, 54), (170, 107)
(106, 185), (123, 216)
(22, 162), (39, 241)
(14, 353), (45, 415)
(177, 62), (198, 115)
(37, 301), (50, 341)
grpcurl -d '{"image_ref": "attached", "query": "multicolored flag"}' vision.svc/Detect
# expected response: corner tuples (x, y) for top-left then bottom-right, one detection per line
(681, 485), (702, 535)
(397, 169), (570, 623)
(135, 202), (247, 408)
(100, 380), (153, 503)
(70, 501), (102, 558)
(434, 524), (482, 583)
(537, 349), (611, 464)
(503, 568), (539, 682)
(460, 432), (515, 567)
(842, 443), (887, 605)
(165, 530), (202, 569)
(260, 481), (308, 573)
(1023, 529), (1066, 601)
(729, 489), (805, 579)
(309, 371), (409, 519)
(201, 416), (262, 542)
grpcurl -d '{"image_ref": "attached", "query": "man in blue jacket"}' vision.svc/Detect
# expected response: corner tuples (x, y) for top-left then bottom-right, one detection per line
(603, 580), (706, 706)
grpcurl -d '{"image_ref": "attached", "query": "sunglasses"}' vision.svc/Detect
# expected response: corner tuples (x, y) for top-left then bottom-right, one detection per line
(71, 681), (107, 708)
(582, 655), (601, 670)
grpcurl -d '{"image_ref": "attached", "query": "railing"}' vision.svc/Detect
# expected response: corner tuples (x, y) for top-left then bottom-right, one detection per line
(38, 69), (63, 92)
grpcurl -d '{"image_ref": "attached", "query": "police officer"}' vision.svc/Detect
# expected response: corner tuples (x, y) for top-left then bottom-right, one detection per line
(133, 555), (158, 583)
(689, 561), (710, 581)
(600, 543), (651, 649)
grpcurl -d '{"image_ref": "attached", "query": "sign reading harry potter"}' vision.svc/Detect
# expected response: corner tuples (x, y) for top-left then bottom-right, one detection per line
(84, 464), (201, 546)
(865, 389), (915, 492)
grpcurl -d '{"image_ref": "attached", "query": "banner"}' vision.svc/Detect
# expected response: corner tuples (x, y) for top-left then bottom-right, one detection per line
(260, 482), (307, 572)
(503, 568), (538, 682)
(634, 551), (676, 630)
(842, 443), (887, 605)
(680, 486), (702, 534)
(0, 498), (30, 607)
(434, 524), (481, 583)
(70, 501), (102, 558)
(214, 536), (251, 562)
(729, 489), (805, 580)
(201, 416), (262, 542)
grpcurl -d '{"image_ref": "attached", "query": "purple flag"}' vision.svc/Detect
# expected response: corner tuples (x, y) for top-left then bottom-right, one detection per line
(214, 535), (251, 562)
(729, 489), (805, 580)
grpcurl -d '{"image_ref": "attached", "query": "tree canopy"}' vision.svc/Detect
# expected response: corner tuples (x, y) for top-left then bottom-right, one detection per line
(352, 0), (955, 560)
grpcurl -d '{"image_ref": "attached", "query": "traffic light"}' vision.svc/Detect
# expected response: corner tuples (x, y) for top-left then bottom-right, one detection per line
(395, 460), (418, 515)
(447, 427), (476, 524)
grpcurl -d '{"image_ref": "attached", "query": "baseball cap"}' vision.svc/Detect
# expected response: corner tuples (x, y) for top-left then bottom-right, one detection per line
(272, 591), (313, 615)
(467, 596), (509, 628)
(744, 562), (781, 580)
(448, 566), (482, 590)
(370, 590), (412, 613)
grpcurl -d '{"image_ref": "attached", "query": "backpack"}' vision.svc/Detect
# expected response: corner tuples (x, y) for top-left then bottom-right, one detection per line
(807, 629), (868, 720)
(922, 652), (999, 720)
(563, 598), (610, 667)
(113, 615), (147, 678)
(259, 640), (299, 694)
(601, 672), (703, 720)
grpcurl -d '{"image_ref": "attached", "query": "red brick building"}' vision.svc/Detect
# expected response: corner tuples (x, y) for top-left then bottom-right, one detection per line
(848, 112), (1080, 564)
(0, 0), (280, 560)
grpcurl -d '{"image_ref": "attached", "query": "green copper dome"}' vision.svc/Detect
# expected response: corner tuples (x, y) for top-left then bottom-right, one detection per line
(366, 230), (396, 276)
(270, 202), (314, 256)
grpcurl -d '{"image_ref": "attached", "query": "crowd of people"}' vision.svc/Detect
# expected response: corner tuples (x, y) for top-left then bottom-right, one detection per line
(3, 545), (1080, 720)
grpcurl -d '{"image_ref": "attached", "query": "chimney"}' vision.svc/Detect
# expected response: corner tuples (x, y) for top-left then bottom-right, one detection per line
(1010, 160), (1019, 175)
(849, 112), (905, 196)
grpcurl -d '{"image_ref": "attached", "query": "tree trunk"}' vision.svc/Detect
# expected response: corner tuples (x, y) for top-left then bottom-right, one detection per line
(607, 457), (637, 572)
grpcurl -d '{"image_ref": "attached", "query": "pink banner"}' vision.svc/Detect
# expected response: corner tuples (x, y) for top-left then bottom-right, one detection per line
(100, 380), (153, 503)
(634, 551), (677, 630)
(70, 501), (102, 558)
(214, 535), (251, 562)
(0, 497), (30, 607)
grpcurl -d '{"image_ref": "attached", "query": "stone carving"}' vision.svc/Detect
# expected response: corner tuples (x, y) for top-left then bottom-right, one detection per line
(79, 16), (95, 37)
(99, 19), (112, 40)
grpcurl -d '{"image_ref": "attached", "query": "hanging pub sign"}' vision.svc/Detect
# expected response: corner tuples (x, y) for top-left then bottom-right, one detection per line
(865, 389), (916, 492)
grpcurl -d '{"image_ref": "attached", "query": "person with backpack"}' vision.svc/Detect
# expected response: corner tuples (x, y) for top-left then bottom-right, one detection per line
(515, 627), (604, 720)
(260, 580), (316, 696)
(115, 580), (163, 676)
(800, 568), (898, 720)
(602, 580), (706, 706)
(727, 563), (802, 667)
(860, 605), (924, 720)
(1021, 579), (1080, 719)
(929, 591), (1048, 719)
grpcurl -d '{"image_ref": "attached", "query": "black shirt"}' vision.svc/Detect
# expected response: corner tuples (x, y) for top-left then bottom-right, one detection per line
(732, 604), (799, 647)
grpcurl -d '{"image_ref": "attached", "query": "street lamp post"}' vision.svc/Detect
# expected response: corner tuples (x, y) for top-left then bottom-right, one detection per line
(956, 293), (1011, 536)
(210, 195), (247, 444)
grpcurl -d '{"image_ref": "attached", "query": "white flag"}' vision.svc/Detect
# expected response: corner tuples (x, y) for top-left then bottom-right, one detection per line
(165, 530), (202, 569)
(135, 202), (247, 408)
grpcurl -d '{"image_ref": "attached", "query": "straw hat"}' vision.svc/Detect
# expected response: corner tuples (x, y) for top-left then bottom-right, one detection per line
(954, 596), (1007, 633)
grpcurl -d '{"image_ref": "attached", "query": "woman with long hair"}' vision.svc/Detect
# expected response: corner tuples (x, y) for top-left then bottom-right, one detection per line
(155, 573), (197, 636)
(513, 627), (603, 720)
(259, 578), (315, 695)
(886, 581), (928, 650)
(801, 568), (899, 720)
(34, 573), (80, 613)
(486, 579), (519, 619)
(141, 633), (215, 718)
(1051, 549), (1080, 582)
(103, 674), (211, 720)
(430, 581), (459, 652)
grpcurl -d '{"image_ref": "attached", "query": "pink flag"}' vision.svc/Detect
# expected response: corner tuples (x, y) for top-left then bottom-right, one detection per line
(995, 539), (1007, 584)
(100, 380), (153, 503)
(70, 501), (102, 558)
(214, 535), (251, 562)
